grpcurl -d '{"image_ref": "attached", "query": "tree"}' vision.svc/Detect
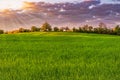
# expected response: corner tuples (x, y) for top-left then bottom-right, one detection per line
(107, 28), (115, 35)
(78, 27), (83, 32)
(19, 28), (24, 33)
(41, 22), (52, 32)
(93, 28), (99, 33)
(19, 28), (31, 33)
(99, 22), (106, 28)
(82, 25), (89, 32)
(72, 27), (79, 32)
(59, 27), (64, 32)
(31, 26), (40, 32)
(88, 26), (93, 33)
(114, 25), (120, 35)
(98, 22), (107, 34)
(72, 27), (76, 32)
(54, 27), (59, 32)
(65, 27), (70, 31)
(24, 29), (31, 32)
(0, 30), (4, 34)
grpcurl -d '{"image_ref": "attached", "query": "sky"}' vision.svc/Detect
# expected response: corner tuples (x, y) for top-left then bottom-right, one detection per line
(30, 0), (118, 3)
(0, 0), (120, 30)
(23, 0), (119, 3)
(0, 0), (119, 10)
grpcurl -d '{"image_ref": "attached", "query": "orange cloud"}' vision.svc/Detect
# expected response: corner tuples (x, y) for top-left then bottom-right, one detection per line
(0, 9), (15, 17)
(22, 2), (37, 11)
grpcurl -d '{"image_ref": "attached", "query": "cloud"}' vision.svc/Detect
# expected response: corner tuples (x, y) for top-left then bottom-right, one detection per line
(0, 1), (120, 30)
(22, 2), (37, 11)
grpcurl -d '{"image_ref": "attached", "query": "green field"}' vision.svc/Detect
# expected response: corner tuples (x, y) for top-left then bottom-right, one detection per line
(0, 32), (120, 80)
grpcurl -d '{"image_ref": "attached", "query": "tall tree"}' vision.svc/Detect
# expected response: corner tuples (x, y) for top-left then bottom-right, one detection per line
(41, 22), (52, 32)
(98, 22), (107, 34)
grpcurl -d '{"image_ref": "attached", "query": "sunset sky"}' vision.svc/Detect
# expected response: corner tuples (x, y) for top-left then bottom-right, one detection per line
(0, 0), (119, 10)
(0, 0), (120, 30)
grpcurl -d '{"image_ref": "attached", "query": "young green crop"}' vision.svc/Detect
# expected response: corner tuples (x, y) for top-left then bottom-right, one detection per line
(0, 32), (120, 80)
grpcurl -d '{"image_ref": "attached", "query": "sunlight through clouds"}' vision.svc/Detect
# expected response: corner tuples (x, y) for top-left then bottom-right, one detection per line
(0, 0), (120, 30)
(0, 0), (41, 10)
(0, 0), (23, 10)
(0, 0), (119, 10)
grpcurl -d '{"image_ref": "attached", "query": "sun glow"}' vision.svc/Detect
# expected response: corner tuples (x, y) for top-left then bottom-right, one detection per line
(0, 0), (24, 11)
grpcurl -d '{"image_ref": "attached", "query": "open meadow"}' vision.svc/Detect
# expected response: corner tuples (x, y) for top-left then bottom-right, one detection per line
(0, 32), (120, 80)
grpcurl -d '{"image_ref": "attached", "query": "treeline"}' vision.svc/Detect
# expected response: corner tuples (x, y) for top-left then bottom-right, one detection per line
(73, 23), (120, 35)
(0, 22), (120, 35)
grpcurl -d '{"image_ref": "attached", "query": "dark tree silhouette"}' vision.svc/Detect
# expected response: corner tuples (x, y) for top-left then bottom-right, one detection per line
(31, 26), (40, 32)
(114, 25), (120, 35)
(54, 27), (59, 32)
(0, 30), (4, 34)
(41, 22), (52, 32)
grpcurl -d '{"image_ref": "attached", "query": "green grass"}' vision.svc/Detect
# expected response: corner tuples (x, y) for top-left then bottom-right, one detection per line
(0, 32), (120, 80)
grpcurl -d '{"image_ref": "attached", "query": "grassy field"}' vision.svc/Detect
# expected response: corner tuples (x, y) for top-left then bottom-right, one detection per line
(0, 32), (120, 80)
